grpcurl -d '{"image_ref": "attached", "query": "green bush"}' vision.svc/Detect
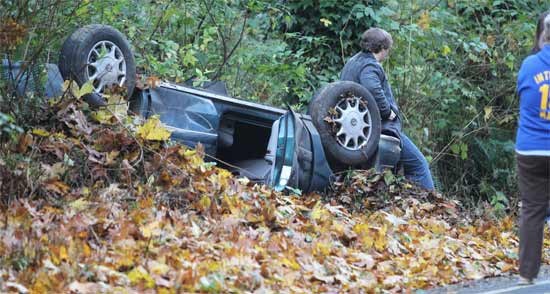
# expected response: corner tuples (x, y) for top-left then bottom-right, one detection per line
(1, 0), (547, 210)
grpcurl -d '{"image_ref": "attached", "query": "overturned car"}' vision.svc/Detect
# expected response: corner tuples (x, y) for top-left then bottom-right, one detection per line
(2, 25), (401, 193)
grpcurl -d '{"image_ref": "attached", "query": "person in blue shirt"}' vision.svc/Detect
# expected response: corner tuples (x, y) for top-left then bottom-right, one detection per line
(340, 28), (435, 190)
(516, 13), (550, 286)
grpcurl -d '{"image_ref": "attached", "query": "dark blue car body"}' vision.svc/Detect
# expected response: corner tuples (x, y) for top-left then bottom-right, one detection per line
(1, 60), (334, 193)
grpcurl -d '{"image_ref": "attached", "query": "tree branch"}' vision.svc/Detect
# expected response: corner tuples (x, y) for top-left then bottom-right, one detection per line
(149, 0), (176, 40)
(211, 13), (248, 81)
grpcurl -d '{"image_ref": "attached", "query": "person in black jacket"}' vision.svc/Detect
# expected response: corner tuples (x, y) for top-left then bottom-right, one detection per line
(341, 28), (434, 190)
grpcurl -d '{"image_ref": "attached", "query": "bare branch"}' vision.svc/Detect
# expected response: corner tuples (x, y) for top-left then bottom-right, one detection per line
(211, 13), (248, 81)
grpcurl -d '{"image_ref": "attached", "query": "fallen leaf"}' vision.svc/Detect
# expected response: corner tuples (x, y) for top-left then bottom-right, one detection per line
(136, 116), (171, 141)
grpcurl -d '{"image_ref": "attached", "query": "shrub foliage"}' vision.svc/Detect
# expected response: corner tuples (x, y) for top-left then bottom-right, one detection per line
(0, 0), (547, 209)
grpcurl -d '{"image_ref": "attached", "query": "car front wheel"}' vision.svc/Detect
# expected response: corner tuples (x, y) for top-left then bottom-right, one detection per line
(58, 24), (136, 106)
(309, 81), (381, 169)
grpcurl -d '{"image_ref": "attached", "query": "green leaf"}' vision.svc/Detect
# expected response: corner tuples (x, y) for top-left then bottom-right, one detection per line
(450, 144), (460, 155)
(182, 49), (197, 67)
(383, 170), (396, 186)
(460, 143), (468, 160)
(76, 81), (95, 99)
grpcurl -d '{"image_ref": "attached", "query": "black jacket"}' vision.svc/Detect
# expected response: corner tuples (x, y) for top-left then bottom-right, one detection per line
(340, 51), (402, 136)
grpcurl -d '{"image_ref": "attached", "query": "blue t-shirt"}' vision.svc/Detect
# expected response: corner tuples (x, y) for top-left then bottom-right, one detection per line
(516, 45), (550, 155)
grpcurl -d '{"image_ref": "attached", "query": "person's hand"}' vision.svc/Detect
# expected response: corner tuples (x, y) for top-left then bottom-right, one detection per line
(389, 109), (397, 120)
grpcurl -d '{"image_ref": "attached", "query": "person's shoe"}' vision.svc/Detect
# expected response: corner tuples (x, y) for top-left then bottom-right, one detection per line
(517, 276), (534, 285)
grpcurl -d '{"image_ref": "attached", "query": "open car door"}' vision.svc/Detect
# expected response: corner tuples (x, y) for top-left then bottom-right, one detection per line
(266, 109), (333, 193)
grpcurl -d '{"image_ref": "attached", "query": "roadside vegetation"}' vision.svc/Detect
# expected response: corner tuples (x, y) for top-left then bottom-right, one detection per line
(0, 88), (535, 292)
(2, 0), (547, 210)
(0, 0), (549, 291)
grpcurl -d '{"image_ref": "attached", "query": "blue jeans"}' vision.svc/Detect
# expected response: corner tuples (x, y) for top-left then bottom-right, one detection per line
(399, 133), (434, 190)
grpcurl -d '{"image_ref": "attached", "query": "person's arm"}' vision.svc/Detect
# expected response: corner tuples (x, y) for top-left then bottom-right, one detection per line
(359, 65), (392, 119)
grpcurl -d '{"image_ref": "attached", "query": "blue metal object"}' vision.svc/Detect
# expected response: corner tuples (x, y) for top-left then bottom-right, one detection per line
(131, 84), (220, 156)
(1, 60), (63, 98)
(301, 118), (333, 193)
(272, 110), (295, 191)
(375, 134), (402, 172)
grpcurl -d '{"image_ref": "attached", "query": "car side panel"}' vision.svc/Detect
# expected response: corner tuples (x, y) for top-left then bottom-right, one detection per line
(130, 86), (219, 155)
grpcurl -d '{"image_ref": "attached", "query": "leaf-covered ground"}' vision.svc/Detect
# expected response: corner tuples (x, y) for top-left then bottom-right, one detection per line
(0, 93), (547, 293)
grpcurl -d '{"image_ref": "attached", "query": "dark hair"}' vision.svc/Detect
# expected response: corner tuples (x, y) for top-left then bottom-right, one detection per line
(360, 28), (393, 54)
(533, 11), (550, 53)
(543, 14), (550, 45)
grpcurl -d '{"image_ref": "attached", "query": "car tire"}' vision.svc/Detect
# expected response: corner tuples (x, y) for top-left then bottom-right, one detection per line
(309, 81), (381, 168)
(58, 24), (136, 107)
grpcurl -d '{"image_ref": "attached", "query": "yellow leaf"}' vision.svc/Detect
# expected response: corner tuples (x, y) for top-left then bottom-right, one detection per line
(62, 80), (79, 96)
(281, 257), (301, 270)
(158, 288), (173, 294)
(223, 194), (239, 215)
(331, 221), (345, 236)
(106, 94), (128, 119)
(77, 81), (95, 99)
(128, 266), (155, 288)
(92, 94), (128, 124)
(31, 271), (52, 293)
(180, 149), (196, 158)
(418, 11), (430, 30)
(362, 235), (375, 249)
(106, 150), (120, 165)
(484, 106), (493, 121)
(199, 195), (211, 211)
(374, 225), (388, 251)
(115, 251), (135, 269)
(353, 223), (369, 235)
(69, 198), (90, 212)
(217, 168), (232, 187)
(50, 251), (61, 265)
(140, 220), (161, 239)
(59, 245), (68, 261)
(314, 242), (331, 256)
(442, 45), (451, 56)
(374, 236), (387, 251)
(32, 128), (50, 137)
(320, 18), (332, 27)
(92, 110), (113, 124)
(424, 218), (449, 234)
(150, 261), (170, 276)
(82, 242), (91, 258)
(136, 116), (171, 141)
(311, 202), (324, 220)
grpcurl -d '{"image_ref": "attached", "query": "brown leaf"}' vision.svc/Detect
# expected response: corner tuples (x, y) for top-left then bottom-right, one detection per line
(43, 178), (70, 195)
(146, 76), (161, 88)
(16, 132), (33, 153)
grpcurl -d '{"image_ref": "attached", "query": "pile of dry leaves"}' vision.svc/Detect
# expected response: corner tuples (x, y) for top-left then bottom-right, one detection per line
(0, 91), (545, 293)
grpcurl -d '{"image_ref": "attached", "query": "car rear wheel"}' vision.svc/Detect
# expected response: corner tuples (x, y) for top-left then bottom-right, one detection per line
(58, 24), (136, 107)
(309, 81), (381, 168)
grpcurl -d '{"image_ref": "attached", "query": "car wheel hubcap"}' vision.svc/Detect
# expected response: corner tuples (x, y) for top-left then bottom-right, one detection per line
(86, 40), (126, 93)
(333, 96), (372, 151)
